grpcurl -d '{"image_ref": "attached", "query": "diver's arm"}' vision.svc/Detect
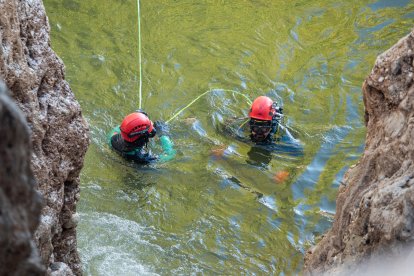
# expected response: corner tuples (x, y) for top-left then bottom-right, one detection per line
(108, 126), (121, 146)
(158, 135), (176, 162)
(154, 121), (176, 162)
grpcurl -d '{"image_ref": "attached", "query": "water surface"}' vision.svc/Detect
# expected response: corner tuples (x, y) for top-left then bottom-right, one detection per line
(44, 0), (414, 274)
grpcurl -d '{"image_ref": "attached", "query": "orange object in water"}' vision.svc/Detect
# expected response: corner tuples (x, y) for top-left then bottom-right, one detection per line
(274, 171), (289, 183)
(211, 146), (226, 158)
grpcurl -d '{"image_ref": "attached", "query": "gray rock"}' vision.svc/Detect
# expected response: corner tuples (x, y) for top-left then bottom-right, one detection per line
(0, 82), (44, 275)
(304, 30), (414, 274)
(50, 262), (74, 276)
(0, 0), (89, 275)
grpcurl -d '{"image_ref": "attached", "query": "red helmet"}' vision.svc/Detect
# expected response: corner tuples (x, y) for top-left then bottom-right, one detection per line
(249, 96), (275, 121)
(120, 112), (154, 142)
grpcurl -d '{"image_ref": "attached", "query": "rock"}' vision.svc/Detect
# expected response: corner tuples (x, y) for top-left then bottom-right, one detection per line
(63, 212), (80, 229)
(0, 82), (45, 275)
(304, 30), (414, 274)
(50, 262), (74, 276)
(0, 0), (89, 275)
(391, 59), (402, 75)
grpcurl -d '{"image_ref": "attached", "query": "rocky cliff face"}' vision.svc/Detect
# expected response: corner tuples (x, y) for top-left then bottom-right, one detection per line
(0, 1), (89, 275)
(0, 83), (44, 275)
(304, 30), (414, 274)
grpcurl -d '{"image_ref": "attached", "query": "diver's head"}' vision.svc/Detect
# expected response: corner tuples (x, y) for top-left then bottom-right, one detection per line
(248, 96), (277, 143)
(120, 110), (156, 143)
(249, 119), (273, 142)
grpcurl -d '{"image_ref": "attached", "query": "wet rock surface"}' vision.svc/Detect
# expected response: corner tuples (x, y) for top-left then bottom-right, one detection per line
(0, 0), (89, 275)
(304, 30), (414, 274)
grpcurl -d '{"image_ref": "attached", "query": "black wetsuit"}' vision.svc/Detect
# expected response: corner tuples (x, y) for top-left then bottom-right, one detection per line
(110, 132), (157, 164)
(223, 117), (304, 157)
(109, 126), (176, 164)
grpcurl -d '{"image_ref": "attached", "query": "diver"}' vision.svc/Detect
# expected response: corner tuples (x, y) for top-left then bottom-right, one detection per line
(109, 110), (176, 164)
(223, 96), (283, 144)
(222, 95), (303, 165)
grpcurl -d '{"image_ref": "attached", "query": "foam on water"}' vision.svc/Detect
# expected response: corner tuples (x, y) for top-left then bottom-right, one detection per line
(78, 212), (162, 275)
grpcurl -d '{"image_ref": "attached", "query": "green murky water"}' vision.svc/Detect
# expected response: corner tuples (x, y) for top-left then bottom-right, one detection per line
(44, 0), (414, 274)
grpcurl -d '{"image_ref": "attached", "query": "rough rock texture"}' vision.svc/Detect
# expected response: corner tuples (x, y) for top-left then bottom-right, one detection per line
(0, 1), (89, 275)
(304, 30), (414, 274)
(0, 83), (44, 275)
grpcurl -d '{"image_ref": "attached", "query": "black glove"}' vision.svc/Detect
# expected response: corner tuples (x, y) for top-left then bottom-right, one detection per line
(278, 107), (283, 114)
(154, 120), (169, 137)
(274, 107), (283, 121)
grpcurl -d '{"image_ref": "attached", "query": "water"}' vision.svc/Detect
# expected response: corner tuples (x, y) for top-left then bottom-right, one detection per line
(43, 0), (414, 274)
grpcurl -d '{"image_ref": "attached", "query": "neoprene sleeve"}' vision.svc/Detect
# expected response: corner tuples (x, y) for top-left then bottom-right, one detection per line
(158, 135), (176, 162)
(108, 126), (121, 145)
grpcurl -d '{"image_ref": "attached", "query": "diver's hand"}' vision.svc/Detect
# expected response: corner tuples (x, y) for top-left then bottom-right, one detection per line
(274, 107), (283, 120)
(278, 107), (283, 114)
(154, 120), (169, 136)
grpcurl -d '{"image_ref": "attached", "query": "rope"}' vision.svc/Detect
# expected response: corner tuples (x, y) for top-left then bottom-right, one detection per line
(137, 0), (143, 109)
(134, 1), (285, 140)
(166, 89), (252, 123)
(134, 3), (252, 121)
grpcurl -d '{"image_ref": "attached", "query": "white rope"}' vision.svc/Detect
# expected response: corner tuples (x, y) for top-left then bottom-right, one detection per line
(137, 0), (143, 109)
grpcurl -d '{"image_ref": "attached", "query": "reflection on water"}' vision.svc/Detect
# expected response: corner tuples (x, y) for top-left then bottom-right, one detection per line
(44, 0), (414, 274)
(369, 0), (411, 10)
(247, 146), (273, 168)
